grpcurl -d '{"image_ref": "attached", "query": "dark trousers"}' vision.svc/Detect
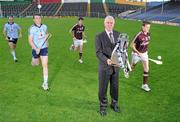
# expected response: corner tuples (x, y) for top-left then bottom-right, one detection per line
(98, 68), (119, 110)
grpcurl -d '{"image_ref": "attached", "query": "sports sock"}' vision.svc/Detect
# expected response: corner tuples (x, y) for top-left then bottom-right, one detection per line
(44, 75), (48, 84)
(79, 53), (83, 59)
(11, 49), (16, 59)
(143, 71), (148, 84)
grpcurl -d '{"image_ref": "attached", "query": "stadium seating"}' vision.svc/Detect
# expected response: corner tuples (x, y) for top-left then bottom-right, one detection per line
(57, 3), (87, 17)
(1, 3), (30, 17)
(106, 3), (141, 17)
(0, 0), (179, 24)
(90, 3), (106, 17)
(22, 3), (61, 16)
(169, 18), (180, 23)
(127, 1), (180, 23)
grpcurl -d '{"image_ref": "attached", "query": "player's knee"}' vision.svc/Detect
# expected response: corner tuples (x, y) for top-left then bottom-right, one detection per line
(144, 68), (149, 72)
(31, 59), (39, 66)
(9, 45), (14, 49)
(31, 61), (39, 66)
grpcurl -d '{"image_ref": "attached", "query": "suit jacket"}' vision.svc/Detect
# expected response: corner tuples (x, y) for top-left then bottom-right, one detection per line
(95, 30), (120, 74)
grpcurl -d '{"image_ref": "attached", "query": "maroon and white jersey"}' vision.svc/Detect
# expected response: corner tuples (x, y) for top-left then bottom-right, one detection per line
(134, 31), (150, 53)
(71, 24), (85, 40)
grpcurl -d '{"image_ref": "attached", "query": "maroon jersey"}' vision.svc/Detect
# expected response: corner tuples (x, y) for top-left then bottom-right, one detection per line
(71, 24), (85, 40)
(134, 31), (150, 53)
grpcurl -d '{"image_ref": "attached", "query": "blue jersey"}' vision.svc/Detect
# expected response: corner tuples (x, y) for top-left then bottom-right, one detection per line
(29, 24), (48, 49)
(4, 22), (21, 39)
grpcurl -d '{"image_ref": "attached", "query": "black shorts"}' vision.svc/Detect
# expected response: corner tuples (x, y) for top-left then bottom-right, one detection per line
(32, 48), (48, 59)
(8, 37), (18, 44)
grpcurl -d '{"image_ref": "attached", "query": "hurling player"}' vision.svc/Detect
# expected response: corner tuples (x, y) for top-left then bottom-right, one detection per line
(130, 21), (151, 92)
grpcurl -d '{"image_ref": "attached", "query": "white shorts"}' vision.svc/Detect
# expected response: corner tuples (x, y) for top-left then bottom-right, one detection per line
(74, 39), (83, 47)
(131, 52), (148, 64)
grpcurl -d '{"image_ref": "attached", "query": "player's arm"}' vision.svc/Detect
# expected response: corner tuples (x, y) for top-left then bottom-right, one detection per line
(19, 28), (22, 38)
(82, 26), (87, 39)
(28, 35), (40, 54)
(45, 28), (49, 47)
(28, 35), (38, 50)
(130, 41), (140, 55)
(82, 32), (87, 39)
(69, 25), (76, 40)
(130, 33), (141, 55)
(69, 29), (75, 39)
(3, 27), (8, 40)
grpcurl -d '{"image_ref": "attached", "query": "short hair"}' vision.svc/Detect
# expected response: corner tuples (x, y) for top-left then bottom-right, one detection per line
(104, 15), (115, 23)
(8, 15), (13, 18)
(78, 17), (84, 21)
(142, 21), (151, 26)
(33, 13), (41, 19)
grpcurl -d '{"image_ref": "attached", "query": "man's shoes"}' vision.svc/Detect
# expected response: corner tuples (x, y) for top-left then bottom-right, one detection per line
(141, 84), (151, 92)
(99, 110), (107, 116)
(124, 67), (129, 78)
(42, 82), (49, 91)
(79, 59), (83, 64)
(110, 104), (120, 113)
(14, 57), (18, 62)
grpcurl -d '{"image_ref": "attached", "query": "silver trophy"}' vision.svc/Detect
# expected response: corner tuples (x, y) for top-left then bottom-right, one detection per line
(111, 33), (132, 74)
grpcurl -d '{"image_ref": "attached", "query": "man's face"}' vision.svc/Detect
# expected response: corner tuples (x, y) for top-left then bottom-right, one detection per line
(142, 24), (151, 33)
(104, 18), (115, 32)
(33, 15), (41, 25)
(78, 20), (83, 25)
(8, 17), (14, 23)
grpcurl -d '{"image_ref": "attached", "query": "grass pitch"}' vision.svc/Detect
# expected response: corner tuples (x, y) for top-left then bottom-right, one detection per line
(0, 17), (179, 122)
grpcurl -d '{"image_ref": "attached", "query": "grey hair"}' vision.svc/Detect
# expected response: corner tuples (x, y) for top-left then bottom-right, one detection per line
(104, 15), (115, 23)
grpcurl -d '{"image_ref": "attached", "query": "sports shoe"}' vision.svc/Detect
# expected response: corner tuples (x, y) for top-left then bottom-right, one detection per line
(124, 68), (129, 78)
(79, 59), (83, 64)
(42, 82), (49, 91)
(141, 84), (151, 92)
(14, 57), (18, 62)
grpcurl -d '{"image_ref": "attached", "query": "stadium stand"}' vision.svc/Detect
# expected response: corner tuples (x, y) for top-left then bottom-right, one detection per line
(106, 3), (141, 17)
(1, 2), (30, 17)
(22, 3), (61, 16)
(90, 3), (106, 17)
(0, 0), (179, 24)
(57, 3), (87, 17)
(127, 1), (180, 22)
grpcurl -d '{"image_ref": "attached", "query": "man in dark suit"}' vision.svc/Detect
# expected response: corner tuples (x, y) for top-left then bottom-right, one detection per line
(95, 16), (121, 116)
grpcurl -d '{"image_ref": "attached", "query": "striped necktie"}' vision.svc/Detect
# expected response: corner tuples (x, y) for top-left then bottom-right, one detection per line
(109, 32), (115, 44)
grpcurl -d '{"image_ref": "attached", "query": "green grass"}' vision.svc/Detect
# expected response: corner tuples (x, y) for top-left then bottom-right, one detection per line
(0, 17), (180, 122)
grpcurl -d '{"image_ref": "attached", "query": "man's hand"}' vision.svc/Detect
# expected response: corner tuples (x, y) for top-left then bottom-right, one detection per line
(73, 37), (76, 41)
(35, 48), (41, 54)
(107, 59), (112, 65)
(138, 52), (143, 58)
(5, 37), (9, 41)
